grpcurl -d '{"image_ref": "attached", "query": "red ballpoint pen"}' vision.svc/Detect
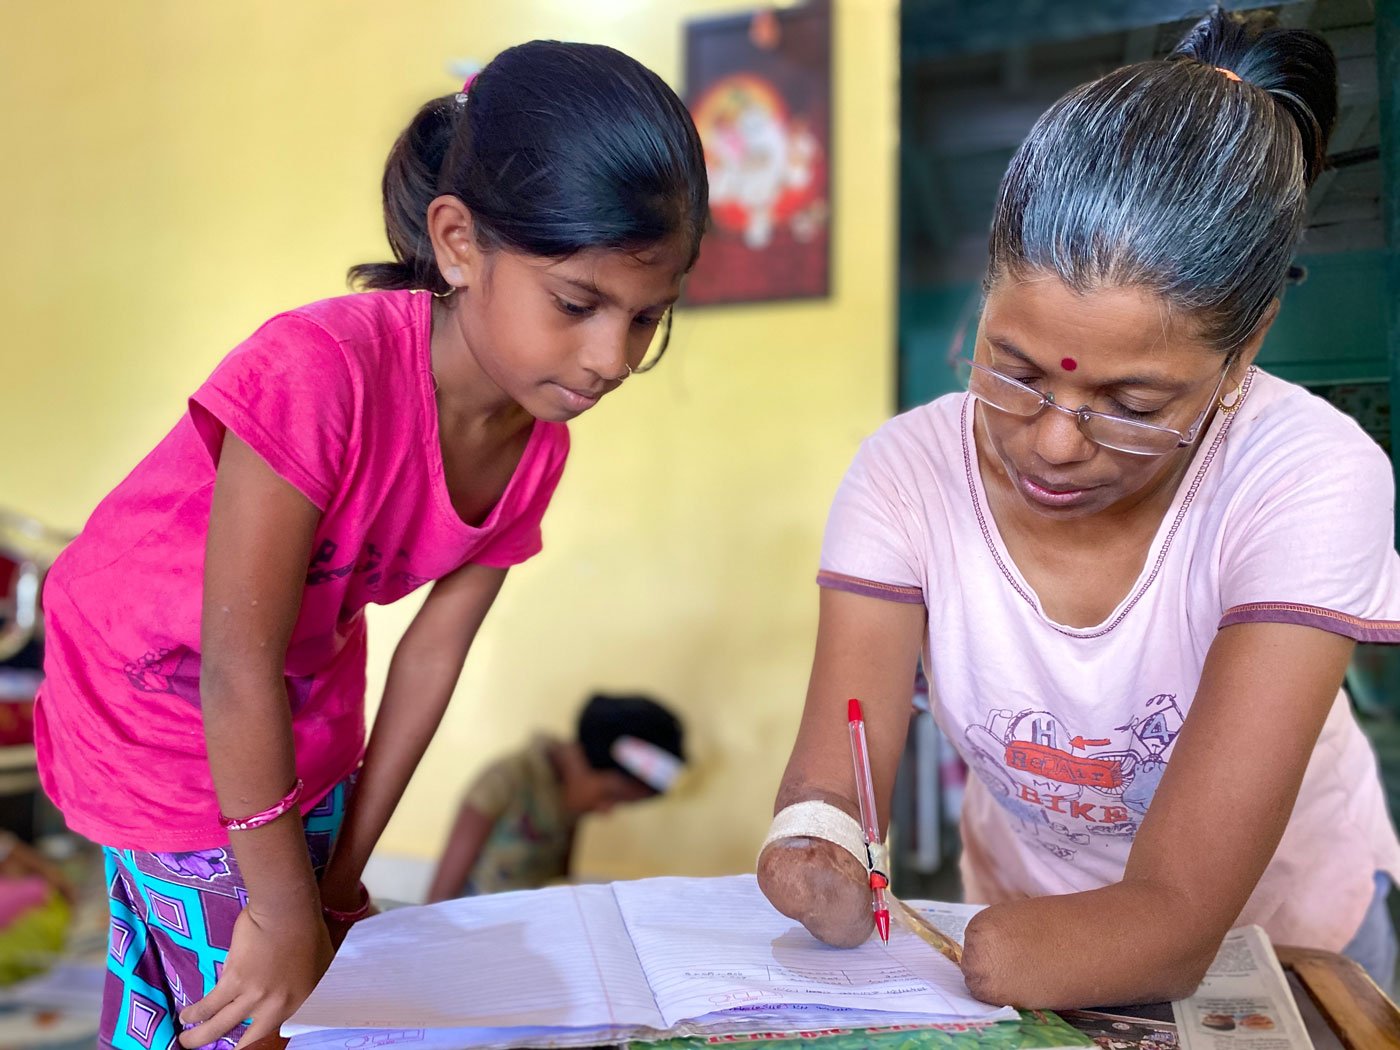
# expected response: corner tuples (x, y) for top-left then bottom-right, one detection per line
(847, 697), (891, 943)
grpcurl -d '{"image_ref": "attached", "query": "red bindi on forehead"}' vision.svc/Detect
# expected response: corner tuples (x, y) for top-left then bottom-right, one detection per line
(1060, 357), (1078, 371)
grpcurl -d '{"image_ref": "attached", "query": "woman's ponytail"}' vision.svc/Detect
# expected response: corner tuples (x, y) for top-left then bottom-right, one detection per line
(1172, 6), (1338, 187)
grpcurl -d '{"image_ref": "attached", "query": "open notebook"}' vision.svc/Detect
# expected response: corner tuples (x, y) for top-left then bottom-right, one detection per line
(284, 874), (1013, 1048)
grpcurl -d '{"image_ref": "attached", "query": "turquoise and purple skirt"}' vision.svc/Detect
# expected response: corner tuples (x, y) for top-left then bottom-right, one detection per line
(100, 777), (350, 1050)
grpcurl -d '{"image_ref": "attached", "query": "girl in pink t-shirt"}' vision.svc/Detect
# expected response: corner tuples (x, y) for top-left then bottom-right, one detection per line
(760, 9), (1400, 1008)
(36, 41), (707, 1049)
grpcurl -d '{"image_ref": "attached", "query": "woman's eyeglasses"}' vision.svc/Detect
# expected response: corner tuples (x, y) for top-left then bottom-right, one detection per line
(961, 359), (1228, 456)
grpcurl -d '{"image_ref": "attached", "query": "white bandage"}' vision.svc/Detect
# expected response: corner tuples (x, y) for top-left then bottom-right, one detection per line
(759, 800), (877, 873)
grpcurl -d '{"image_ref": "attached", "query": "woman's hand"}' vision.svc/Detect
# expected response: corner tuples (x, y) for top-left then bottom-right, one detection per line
(757, 836), (873, 948)
(954, 883), (1219, 1009)
(178, 901), (332, 1048)
(759, 588), (924, 948)
(959, 904), (1018, 1005)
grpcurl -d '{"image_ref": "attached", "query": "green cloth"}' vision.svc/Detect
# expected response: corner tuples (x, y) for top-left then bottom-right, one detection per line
(0, 890), (68, 986)
(634, 1011), (1091, 1050)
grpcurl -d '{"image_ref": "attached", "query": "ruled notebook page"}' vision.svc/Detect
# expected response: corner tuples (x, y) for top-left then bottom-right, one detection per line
(611, 874), (1010, 1029)
(286, 882), (665, 1031)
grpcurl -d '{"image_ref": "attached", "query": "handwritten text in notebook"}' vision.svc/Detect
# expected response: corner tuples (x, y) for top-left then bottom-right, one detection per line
(284, 874), (1013, 1047)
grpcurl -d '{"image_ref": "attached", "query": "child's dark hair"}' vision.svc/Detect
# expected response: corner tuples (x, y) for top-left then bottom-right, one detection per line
(578, 693), (685, 790)
(986, 6), (1337, 358)
(349, 40), (709, 298)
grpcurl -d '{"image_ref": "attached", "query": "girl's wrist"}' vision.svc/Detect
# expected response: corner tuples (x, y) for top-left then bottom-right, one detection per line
(319, 860), (365, 902)
(321, 881), (372, 924)
(245, 883), (323, 924)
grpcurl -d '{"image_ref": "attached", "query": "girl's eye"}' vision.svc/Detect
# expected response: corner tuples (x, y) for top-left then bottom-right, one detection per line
(633, 314), (663, 329)
(555, 298), (594, 317)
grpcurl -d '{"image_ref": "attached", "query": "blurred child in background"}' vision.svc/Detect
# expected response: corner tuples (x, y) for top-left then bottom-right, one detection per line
(427, 694), (685, 900)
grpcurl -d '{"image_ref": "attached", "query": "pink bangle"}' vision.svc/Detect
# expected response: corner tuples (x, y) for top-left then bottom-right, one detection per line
(218, 778), (304, 832)
(322, 882), (372, 924)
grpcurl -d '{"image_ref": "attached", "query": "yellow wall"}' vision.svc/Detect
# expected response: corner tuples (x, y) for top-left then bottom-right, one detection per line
(1, 0), (897, 878)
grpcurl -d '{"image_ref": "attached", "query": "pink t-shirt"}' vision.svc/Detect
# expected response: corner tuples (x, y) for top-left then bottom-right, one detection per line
(819, 368), (1400, 951)
(36, 290), (569, 851)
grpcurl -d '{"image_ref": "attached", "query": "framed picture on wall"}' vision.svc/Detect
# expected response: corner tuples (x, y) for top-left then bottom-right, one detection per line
(682, 0), (832, 306)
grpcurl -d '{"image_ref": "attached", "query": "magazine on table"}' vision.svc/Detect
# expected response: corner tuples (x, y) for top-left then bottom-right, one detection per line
(1058, 925), (1313, 1050)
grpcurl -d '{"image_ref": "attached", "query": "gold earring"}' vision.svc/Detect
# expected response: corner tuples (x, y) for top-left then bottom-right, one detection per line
(1218, 385), (1243, 414)
(432, 286), (457, 300)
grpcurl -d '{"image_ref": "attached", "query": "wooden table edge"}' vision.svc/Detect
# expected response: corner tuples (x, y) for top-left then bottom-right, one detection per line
(1277, 944), (1400, 1049)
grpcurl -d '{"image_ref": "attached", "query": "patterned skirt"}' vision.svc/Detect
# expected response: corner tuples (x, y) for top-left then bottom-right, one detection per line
(100, 778), (351, 1050)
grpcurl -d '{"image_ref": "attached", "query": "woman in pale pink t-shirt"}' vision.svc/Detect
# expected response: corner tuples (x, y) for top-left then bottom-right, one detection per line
(761, 10), (1400, 1008)
(36, 41), (708, 1049)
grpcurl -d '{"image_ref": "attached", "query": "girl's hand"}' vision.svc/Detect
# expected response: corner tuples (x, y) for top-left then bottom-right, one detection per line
(757, 836), (872, 948)
(177, 901), (332, 1049)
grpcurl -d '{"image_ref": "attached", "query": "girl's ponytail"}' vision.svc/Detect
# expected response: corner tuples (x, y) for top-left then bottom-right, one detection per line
(350, 41), (708, 297)
(348, 95), (460, 293)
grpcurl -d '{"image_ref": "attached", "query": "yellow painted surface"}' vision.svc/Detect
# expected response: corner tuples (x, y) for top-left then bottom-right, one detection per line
(1, 0), (897, 877)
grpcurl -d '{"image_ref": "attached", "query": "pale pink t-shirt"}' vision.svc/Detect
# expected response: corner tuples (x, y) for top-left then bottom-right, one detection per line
(819, 368), (1400, 950)
(36, 290), (569, 851)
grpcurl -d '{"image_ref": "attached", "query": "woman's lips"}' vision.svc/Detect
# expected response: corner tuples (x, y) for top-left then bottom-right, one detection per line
(1017, 472), (1094, 508)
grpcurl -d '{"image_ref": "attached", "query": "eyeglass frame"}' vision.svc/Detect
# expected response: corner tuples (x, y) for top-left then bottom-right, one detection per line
(961, 358), (1232, 457)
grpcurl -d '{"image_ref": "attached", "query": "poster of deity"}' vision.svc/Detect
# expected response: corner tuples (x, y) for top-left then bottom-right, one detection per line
(683, 1), (832, 305)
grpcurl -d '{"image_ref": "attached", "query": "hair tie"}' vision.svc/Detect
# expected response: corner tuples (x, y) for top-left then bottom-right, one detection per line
(1215, 66), (1242, 82)
(455, 72), (479, 108)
